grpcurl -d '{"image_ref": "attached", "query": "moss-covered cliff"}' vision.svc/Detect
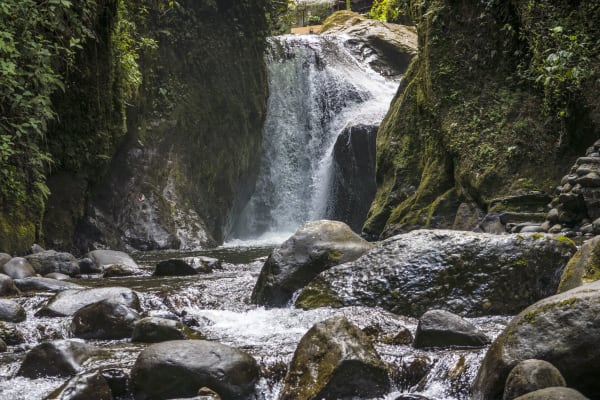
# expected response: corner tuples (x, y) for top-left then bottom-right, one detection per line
(364, 0), (600, 238)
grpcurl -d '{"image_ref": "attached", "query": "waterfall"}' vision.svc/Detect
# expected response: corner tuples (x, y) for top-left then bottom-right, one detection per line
(231, 34), (398, 242)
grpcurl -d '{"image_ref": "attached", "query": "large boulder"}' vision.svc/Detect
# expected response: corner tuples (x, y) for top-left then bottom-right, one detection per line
(280, 316), (390, 400)
(557, 236), (600, 293)
(130, 340), (259, 400)
(251, 220), (373, 307)
(513, 387), (590, 400)
(413, 309), (489, 348)
(1, 257), (36, 279)
(472, 280), (600, 400)
(17, 339), (96, 378)
(154, 259), (198, 276)
(24, 250), (80, 276)
(14, 277), (84, 292)
(0, 299), (26, 323)
(36, 287), (140, 317)
(71, 298), (140, 340)
(86, 250), (140, 274)
(503, 359), (566, 400)
(0, 253), (11, 268)
(0, 274), (20, 296)
(296, 230), (576, 316)
(47, 370), (114, 400)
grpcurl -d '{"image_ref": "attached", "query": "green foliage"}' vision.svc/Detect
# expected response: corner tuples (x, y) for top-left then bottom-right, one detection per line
(266, 0), (296, 34)
(307, 15), (321, 26)
(369, 0), (405, 23)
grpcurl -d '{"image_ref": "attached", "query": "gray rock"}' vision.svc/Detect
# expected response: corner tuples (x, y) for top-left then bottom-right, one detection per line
(154, 259), (197, 276)
(100, 368), (129, 398)
(280, 316), (390, 400)
(1, 257), (36, 279)
(252, 220), (373, 307)
(36, 287), (140, 317)
(453, 202), (486, 231)
(503, 359), (566, 400)
(0, 253), (11, 268)
(472, 280), (600, 400)
(130, 340), (259, 400)
(14, 277), (84, 292)
(557, 236), (600, 293)
(0, 299), (26, 323)
(86, 250), (139, 274)
(0, 321), (24, 345)
(47, 370), (113, 400)
(0, 273), (20, 296)
(413, 309), (489, 348)
(131, 317), (187, 343)
(512, 387), (590, 400)
(17, 339), (96, 378)
(44, 272), (71, 280)
(102, 264), (137, 278)
(0, 338), (6, 352)
(72, 298), (140, 340)
(183, 256), (222, 273)
(296, 230), (575, 316)
(29, 243), (45, 254)
(25, 250), (80, 276)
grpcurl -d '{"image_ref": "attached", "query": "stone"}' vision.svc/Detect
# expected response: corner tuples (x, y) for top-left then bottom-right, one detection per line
(512, 387), (590, 400)
(17, 339), (96, 378)
(25, 250), (80, 276)
(413, 309), (489, 348)
(478, 213), (506, 235)
(0, 273), (21, 296)
(130, 340), (259, 400)
(453, 202), (486, 231)
(547, 208), (559, 223)
(576, 171), (600, 187)
(36, 287), (140, 317)
(280, 316), (390, 400)
(1, 257), (36, 279)
(86, 250), (140, 274)
(14, 277), (84, 292)
(72, 298), (140, 340)
(78, 257), (99, 274)
(47, 370), (113, 400)
(557, 236), (600, 293)
(154, 259), (197, 276)
(103, 264), (136, 277)
(131, 317), (188, 343)
(472, 280), (600, 400)
(503, 359), (566, 400)
(100, 368), (129, 398)
(29, 243), (45, 253)
(0, 338), (6, 352)
(182, 256), (221, 273)
(296, 230), (575, 316)
(252, 220), (373, 307)
(0, 253), (11, 268)
(0, 321), (24, 345)
(45, 272), (71, 280)
(0, 299), (26, 322)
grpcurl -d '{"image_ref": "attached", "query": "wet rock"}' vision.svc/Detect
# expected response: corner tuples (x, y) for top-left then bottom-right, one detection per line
(413, 309), (489, 348)
(503, 359), (566, 400)
(0, 273), (20, 296)
(131, 317), (188, 343)
(280, 316), (390, 400)
(0, 253), (11, 268)
(29, 243), (45, 254)
(45, 272), (71, 280)
(512, 387), (590, 400)
(14, 277), (84, 292)
(130, 340), (259, 400)
(102, 264), (136, 278)
(252, 220), (373, 307)
(296, 230), (575, 316)
(473, 280), (600, 400)
(477, 214), (506, 235)
(1, 257), (36, 279)
(47, 370), (113, 400)
(24, 250), (80, 276)
(557, 236), (600, 293)
(78, 257), (99, 274)
(154, 259), (197, 276)
(0, 321), (24, 345)
(453, 202), (486, 231)
(86, 250), (140, 274)
(72, 298), (140, 340)
(184, 256), (222, 273)
(0, 299), (26, 322)
(17, 339), (95, 378)
(36, 287), (140, 317)
(394, 395), (431, 400)
(0, 338), (6, 352)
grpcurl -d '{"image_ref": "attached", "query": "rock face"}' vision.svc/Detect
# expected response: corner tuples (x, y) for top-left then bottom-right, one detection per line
(71, 299), (140, 340)
(251, 220), (373, 307)
(473, 280), (600, 400)
(280, 316), (390, 400)
(47, 370), (114, 400)
(413, 309), (489, 348)
(37, 287), (140, 317)
(24, 250), (80, 276)
(296, 230), (576, 316)
(0, 299), (26, 323)
(557, 235), (600, 293)
(131, 317), (187, 343)
(503, 359), (566, 400)
(130, 340), (259, 400)
(1, 257), (36, 279)
(326, 124), (378, 232)
(17, 339), (95, 378)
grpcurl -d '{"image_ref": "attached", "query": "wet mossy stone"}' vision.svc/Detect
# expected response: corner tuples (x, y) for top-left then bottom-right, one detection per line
(1, 257), (36, 279)
(131, 317), (188, 343)
(47, 370), (113, 400)
(296, 230), (576, 316)
(503, 359), (566, 400)
(24, 250), (80, 277)
(71, 298), (140, 340)
(17, 339), (96, 378)
(413, 309), (489, 348)
(473, 280), (600, 400)
(0, 273), (20, 296)
(280, 316), (390, 400)
(512, 387), (590, 400)
(557, 235), (600, 293)
(14, 277), (84, 292)
(154, 259), (197, 276)
(130, 340), (259, 400)
(36, 287), (140, 317)
(0, 299), (26, 323)
(0, 321), (24, 345)
(252, 220), (373, 307)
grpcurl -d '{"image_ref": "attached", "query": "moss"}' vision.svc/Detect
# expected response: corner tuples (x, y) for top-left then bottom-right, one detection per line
(295, 284), (343, 310)
(554, 235), (576, 247)
(532, 233), (544, 240)
(328, 250), (343, 262)
(0, 211), (37, 254)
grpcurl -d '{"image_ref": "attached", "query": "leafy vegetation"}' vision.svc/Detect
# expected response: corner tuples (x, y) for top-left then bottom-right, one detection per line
(369, 0), (408, 23)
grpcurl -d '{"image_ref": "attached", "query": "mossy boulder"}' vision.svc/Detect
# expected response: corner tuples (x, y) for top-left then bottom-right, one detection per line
(24, 250), (80, 277)
(503, 359), (566, 400)
(280, 316), (390, 400)
(251, 220), (373, 307)
(473, 280), (600, 400)
(512, 387), (589, 400)
(296, 230), (575, 316)
(557, 236), (600, 293)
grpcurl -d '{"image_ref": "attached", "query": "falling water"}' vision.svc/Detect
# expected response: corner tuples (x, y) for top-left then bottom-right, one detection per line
(231, 34), (399, 241)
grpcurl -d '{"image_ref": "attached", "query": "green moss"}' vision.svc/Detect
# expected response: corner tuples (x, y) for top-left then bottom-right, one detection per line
(554, 235), (576, 247)
(328, 250), (343, 262)
(531, 233), (544, 240)
(295, 285), (343, 310)
(0, 211), (37, 254)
